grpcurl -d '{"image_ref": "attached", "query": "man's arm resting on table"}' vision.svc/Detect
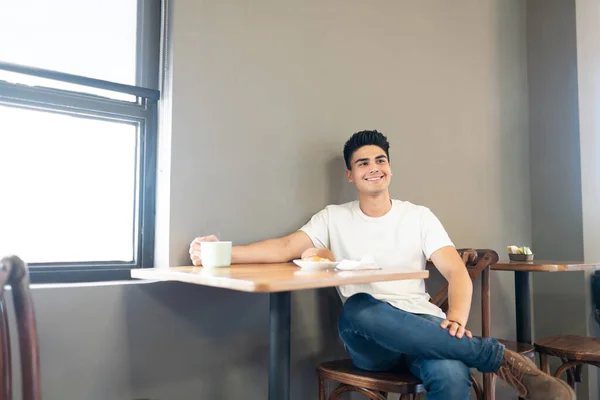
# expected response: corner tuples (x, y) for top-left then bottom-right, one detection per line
(190, 231), (314, 265)
(232, 231), (314, 264)
(430, 245), (474, 339)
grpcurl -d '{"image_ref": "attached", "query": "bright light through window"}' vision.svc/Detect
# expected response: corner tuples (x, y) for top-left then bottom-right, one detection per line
(0, 0), (159, 281)
(0, 0), (138, 85)
(0, 105), (137, 263)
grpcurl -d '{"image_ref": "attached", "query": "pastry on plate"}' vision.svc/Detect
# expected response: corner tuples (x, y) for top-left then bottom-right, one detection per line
(301, 248), (336, 262)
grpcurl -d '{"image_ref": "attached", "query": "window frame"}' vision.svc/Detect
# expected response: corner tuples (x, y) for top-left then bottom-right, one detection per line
(0, 0), (162, 283)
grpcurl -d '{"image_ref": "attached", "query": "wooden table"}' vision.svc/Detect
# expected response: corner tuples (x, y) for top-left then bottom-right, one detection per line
(131, 263), (429, 400)
(492, 260), (600, 345)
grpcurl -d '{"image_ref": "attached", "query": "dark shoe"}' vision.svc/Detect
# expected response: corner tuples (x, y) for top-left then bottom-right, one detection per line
(496, 349), (576, 399)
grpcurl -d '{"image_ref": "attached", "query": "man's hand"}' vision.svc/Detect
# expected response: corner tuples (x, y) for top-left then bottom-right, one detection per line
(430, 247), (474, 339)
(189, 235), (219, 266)
(440, 319), (472, 339)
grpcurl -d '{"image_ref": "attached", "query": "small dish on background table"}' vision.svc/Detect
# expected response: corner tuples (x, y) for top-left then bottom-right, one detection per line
(507, 245), (534, 261)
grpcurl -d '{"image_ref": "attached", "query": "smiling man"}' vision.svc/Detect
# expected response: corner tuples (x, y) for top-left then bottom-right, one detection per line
(190, 130), (574, 400)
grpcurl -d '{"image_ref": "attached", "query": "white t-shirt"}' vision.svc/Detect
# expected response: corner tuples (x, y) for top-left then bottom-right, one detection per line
(299, 199), (454, 319)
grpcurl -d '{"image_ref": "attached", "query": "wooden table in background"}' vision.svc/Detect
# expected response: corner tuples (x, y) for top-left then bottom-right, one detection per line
(492, 260), (600, 345)
(131, 263), (429, 400)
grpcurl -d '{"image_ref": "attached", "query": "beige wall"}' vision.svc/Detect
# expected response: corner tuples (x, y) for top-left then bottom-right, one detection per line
(9, 1), (531, 399)
(163, 0), (531, 266)
(164, 0), (531, 341)
(157, 0), (529, 398)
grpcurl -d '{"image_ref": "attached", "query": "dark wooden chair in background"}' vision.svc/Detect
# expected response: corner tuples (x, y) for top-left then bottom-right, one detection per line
(0, 255), (41, 400)
(317, 249), (535, 400)
(535, 335), (600, 391)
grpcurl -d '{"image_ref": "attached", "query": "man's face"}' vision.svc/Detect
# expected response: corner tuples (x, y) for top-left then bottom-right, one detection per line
(346, 145), (392, 195)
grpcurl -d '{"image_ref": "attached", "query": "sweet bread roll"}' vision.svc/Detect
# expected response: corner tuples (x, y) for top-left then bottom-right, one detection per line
(301, 248), (335, 262)
(304, 256), (331, 262)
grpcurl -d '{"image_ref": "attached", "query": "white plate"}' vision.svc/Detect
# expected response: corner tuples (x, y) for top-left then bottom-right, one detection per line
(292, 259), (339, 270)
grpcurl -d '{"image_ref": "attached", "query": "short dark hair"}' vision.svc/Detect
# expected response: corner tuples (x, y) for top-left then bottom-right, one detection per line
(343, 130), (390, 169)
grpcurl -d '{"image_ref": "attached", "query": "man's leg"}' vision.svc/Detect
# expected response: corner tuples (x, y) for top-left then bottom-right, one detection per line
(339, 319), (404, 371)
(408, 357), (471, 400)
(406, 313), (472, 400)
(342, 327), (472, 400)
(339, 293), (575, 400)
(338, 293), (503, 372)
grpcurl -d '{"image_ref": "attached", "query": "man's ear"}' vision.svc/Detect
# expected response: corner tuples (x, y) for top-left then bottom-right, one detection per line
(346, 169), (352, 182)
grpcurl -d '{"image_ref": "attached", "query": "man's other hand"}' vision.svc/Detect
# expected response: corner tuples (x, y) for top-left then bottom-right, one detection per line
(189, 235), (219, 266)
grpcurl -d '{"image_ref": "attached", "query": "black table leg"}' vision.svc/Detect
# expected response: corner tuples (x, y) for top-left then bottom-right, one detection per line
(514, 271), (532, 344)
(514, 271), (532, 400)
(269, 291), (291, 400)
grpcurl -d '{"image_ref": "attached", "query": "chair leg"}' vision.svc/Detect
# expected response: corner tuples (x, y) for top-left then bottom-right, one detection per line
(554, 360), (584, 390)
(0, 295), (12, 400)
(470, 374), (483, 400)
(483, 372), (495, 400)
(574, 364), (583, 383)
(562, 358), (576, 388)
(318, 374), (327, 400)
(539, 353), (550, 374)
(328, 383), (344, 400)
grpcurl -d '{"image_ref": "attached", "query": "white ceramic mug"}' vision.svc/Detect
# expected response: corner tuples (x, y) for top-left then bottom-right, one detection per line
(201, 241), (232, 268)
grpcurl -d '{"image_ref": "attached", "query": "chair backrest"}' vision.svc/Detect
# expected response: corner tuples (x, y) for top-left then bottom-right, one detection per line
(427, 248), (499, 338)
(0, 256), (41, 400)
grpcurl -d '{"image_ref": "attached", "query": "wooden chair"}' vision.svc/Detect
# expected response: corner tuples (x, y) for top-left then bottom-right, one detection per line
(317, 249), (534, 400)
(535, 335), (600, 391)
(0, 255), (41, 400)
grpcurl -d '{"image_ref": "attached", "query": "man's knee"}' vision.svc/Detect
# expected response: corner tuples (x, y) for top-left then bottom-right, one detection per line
(343, 292), (374, 310)
(417, 359), (471, 398)
(338, 293), (376, 331)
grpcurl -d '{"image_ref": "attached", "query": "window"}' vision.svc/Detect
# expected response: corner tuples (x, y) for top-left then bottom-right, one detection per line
(0, 0), (162, 283)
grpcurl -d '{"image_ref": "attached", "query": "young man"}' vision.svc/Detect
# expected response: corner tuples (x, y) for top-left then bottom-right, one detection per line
(189, 130), (575, 400)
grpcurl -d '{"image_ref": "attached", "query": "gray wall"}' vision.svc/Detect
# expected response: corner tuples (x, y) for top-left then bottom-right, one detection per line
(12, 1), (531, 399)
(576, 0), (600, 397)
(527, 0), (583, 262)
(528, 0), (598, 398)
(527, 0), (585, 343)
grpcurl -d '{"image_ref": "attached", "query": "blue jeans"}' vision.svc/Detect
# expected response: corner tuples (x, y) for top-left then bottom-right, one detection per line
(338, 293), (505, 400)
